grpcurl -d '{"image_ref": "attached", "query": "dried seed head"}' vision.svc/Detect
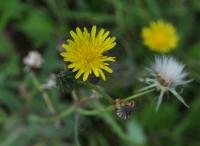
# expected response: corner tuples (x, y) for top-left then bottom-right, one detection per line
(23, 51), (43, 69)
(115, 99), (135, 120)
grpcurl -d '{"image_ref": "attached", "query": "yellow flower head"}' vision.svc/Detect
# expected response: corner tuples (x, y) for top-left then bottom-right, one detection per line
(141, 20), (179, 53)
(60, 25), (116, 81)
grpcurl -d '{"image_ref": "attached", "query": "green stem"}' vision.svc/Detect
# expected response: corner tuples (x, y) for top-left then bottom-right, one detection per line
(74, 114), (81, 146)
(30, 72), (56, 114)
(29, 88), (156, 121)
(72, 90), (78, 101)
(77, 106), (114, 116)
(126, 88), (156, 101)
(53, 106), (74, 120)
(80, 82), (113, 102)
(77, 88), (156, 116)
(29, 106), (74, 123)
(146, 0), (162, 18)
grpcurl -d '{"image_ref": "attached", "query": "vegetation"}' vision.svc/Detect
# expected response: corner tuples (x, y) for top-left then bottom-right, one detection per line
(0, 0), (200, 146)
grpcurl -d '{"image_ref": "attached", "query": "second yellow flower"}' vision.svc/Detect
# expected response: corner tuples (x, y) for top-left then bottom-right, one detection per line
(141, 20), (179, 53)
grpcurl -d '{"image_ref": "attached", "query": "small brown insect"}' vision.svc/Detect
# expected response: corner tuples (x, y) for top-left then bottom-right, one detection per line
(114, 99), (135, 120)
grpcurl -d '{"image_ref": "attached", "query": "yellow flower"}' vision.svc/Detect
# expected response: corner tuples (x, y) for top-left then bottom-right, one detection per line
(60, 25), (116, 81)
(141, 20), (179, 53)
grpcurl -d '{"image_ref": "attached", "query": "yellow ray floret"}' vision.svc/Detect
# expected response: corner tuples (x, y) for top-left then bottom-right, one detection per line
(60, 25), (116, 81)
(141, 20), (179, 53)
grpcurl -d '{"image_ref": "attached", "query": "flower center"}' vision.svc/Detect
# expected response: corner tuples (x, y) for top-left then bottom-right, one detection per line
(157, 75), (172, 87)
(80, 48), (102, 69)
(153, 31), (168, 47)
(85, 54), (97, 63)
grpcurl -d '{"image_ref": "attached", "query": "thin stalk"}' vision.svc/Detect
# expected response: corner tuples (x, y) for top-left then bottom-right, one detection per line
(77, 88), (156, 116)
(72, 90), (78, 101)
(30, 72), (56, 114)
(53, 106), (74, 120)
(29, 106), (74, 123)
(77, 106), (114, 116)
(74, 114), (81, 146)
(80, 82), (113, 102)
(126, 88), (156, 101)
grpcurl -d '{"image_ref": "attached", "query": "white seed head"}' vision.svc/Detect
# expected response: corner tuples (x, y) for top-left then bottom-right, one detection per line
(140, 56), (191, 111)
(152, 56), (188, 88)
(42, 74), (57, 90)
(23, 51), (43, 68)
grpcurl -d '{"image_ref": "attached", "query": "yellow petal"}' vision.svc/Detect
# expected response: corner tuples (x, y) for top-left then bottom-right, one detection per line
(101, 66), (113, 73)
(75, 69), (84, 79)
(62, 44), (68, 49)
(70, 30), (79, 41)
(76, 27), (83, 39)
(91, 25), (96, 42)
(103, 42), (116, 51)
(60, 52), (67, 57)
(83, 27), (90, 39)
(102, 37), (116, 51)
(68, 63), (78, 68)
(102, 56), (116, 62)
(72, 67), (79, 72)
(99, 70), (106, 80)
(83, 71), (90, 81)
(100, 31), (110, 42)
(96, 28), (105, 40)
(92, 67), (99, 77)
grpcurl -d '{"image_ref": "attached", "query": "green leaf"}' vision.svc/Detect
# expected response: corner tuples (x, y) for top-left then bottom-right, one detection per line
(174, 95), (200, 136)
(126, 120), (147, 145)
(190, 42), (200, 59)
(0, 36), (20, 84)
(95, 102), (135, 145)
(0, 88), (22, 111)
(0, 0), (23, 30)
(190, 0), (200, 11)
(17, 9), (54, 46)
(0, 109), (7, 124)
(140, 102), (178, 130)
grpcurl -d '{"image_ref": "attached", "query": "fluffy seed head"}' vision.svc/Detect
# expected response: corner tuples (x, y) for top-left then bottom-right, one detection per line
(141, 56), (190, 111)
(152, 56), (188, 88)
(23, 51), (43, 68)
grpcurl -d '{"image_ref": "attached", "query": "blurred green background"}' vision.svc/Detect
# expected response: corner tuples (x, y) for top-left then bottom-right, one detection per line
(0, 0), (200, 146)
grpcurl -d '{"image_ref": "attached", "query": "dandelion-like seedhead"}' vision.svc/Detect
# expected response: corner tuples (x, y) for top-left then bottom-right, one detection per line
(60, 25), (116, 81)
(141, 56), (191, 111)
(141, 20), (179, 53)
(115, 99), (135, 120)
(23, 51), (43, 68)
